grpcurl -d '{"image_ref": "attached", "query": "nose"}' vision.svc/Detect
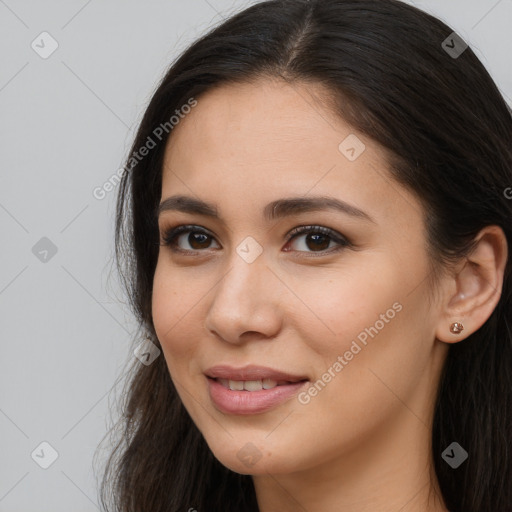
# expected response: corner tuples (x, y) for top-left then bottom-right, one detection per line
(204, 250), (283, 345)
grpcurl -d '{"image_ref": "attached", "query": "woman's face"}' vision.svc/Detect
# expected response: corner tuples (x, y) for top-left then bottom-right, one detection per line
(152, 79), (448, 476)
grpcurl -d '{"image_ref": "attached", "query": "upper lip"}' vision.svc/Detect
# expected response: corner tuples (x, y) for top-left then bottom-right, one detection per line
(205, 364), (308, 382)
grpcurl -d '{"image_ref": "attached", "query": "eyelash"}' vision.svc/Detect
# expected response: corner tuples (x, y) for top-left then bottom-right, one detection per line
(159, 224), (351, 256)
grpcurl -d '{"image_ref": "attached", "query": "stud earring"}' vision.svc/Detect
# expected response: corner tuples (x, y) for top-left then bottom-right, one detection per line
(450, 322), (464, 334)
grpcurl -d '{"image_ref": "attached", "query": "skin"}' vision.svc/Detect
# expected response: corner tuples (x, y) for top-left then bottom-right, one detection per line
(151, 78), (507, 512)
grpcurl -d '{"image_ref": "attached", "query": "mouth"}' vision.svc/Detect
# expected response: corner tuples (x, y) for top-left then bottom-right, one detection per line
(205, 365), (309, 414)
(208, 377), (306, 391)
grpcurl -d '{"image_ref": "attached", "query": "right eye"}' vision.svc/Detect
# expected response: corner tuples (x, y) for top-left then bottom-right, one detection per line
(160, 225), (221, 253)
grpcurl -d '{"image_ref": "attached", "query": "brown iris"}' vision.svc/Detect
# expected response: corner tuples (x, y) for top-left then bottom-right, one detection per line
(188, 232), (212, 250)
(305, 233), (330, 251)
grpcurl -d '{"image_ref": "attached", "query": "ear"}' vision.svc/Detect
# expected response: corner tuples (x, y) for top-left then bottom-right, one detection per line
(436, 225), (508, 343)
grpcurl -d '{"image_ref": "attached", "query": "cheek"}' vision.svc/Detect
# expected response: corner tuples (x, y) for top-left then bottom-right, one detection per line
(286, 257), (432, 402)
(285, 263), (402, 353)
(151, 263), (201, 364)
(292, 273), (434, 423)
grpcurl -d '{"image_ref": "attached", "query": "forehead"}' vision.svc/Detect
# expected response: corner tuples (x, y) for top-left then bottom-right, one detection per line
(160, 79), (421, 231)
(164, 79), (345, 170)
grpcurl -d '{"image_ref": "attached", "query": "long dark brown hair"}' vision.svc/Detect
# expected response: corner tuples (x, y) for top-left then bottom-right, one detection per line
(98, 1), (512, 510)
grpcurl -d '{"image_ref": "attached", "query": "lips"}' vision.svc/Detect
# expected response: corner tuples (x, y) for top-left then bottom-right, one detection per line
(204, 364), (308, 383)
(205, 365), (309, 414)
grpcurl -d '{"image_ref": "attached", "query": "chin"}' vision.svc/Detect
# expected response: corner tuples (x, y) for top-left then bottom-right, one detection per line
(207, 440), (301, 476)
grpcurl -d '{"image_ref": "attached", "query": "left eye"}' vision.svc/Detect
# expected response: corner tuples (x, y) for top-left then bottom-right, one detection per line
(160, 225), (350, 254)
(285, 226), (349, 253)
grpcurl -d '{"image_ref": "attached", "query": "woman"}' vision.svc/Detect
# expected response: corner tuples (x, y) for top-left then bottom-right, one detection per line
(100, 1), (512, 510)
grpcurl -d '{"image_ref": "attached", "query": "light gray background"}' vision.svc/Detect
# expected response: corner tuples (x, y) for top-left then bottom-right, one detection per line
(0, 1), (510, 510)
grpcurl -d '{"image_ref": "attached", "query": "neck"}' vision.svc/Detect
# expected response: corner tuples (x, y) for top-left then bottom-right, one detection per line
(252, 410), (449, 512)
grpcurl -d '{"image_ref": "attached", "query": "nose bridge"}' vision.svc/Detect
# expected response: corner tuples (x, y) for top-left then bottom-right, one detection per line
(205, 245), (282, 342)
(216, 233), (269, 303)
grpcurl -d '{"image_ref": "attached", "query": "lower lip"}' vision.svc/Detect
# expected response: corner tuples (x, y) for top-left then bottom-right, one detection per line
(207, 377), (308, 415)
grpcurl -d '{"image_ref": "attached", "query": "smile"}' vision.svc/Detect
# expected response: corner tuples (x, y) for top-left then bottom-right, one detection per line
(215, 378), (295, 391)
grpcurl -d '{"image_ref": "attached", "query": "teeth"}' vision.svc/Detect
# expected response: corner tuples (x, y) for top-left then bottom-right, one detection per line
(244, 380), (263, 391)
(222, 378), (280, 391)
(229, 380), (244, 390)
(262, 378), (278, 389)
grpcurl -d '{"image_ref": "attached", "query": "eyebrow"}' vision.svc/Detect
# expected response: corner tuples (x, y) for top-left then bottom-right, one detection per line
(157, 195), (374, 223)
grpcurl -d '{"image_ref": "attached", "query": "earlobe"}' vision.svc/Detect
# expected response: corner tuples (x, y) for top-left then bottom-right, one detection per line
(436, 226), (508, 344)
